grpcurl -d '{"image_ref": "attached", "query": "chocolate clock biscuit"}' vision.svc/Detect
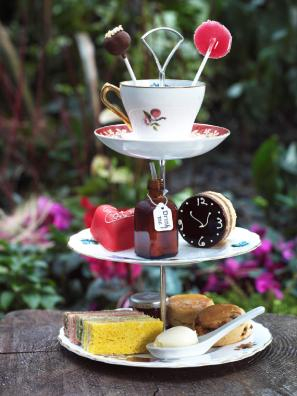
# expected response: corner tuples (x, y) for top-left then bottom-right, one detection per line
(204, 191), (237, 232)
(177, 192), (236, 248)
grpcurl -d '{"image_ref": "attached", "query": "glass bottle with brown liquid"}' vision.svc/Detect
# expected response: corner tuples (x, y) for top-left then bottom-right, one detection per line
(134, 178), (178, 259)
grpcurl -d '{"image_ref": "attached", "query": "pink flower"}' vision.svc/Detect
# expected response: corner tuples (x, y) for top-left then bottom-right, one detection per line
(50, 203), (72, 230)
(241, 259), (259, 271)
(252, 239), (273, 257)
(221, 258), (259, 278)
(263, 256), (284, 272)
(81, 197), (97, 227)
(85, 257), (142, 282)
(202, 273), (228, 293)
(282, 249), (294, 261)
(255, 272), (283, 299)
(250, 224), (267, 238)
(279, 241), (296, 261)
(38, 196), (72, 230)
(221, 258), (240, 277)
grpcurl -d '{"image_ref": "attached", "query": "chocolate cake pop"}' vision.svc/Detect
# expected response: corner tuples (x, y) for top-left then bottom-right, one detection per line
(104, 25), (136, 82)
(104, 25), (131, 56)
(192, 20), (232, 85)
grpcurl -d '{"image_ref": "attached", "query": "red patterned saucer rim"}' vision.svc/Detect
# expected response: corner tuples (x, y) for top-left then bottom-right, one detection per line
(95, 123), (230, 139)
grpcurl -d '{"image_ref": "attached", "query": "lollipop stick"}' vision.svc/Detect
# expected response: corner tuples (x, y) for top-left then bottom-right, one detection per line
(192, 38), (217, 86)
(122, 56), (137, 82)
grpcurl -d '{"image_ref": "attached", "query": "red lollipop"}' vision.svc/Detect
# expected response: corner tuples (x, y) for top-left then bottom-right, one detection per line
(192, 20), (232, 85)
(194, 20), (232, 59)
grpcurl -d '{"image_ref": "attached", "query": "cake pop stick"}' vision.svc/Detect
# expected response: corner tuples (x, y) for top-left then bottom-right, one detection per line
(192, 20), (232, 86)
(149, 161), (158, 180)
(104, 25), (137, 82)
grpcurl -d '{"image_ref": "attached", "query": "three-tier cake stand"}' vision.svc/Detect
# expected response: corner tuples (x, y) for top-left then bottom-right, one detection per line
(59, 26), (272, 368)
(60, 122), (273, 368)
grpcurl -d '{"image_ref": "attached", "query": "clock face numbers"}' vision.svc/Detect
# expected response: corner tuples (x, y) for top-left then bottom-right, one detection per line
(177, 195), (227, 248)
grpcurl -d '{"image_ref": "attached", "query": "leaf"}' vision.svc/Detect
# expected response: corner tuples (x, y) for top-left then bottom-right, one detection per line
(0, 291), (14, 310)
(22, 293), (41, 309)
(40, 295), (63, 309)
(252, 136), (282, 202)
(0, 266), (8, 275)
(86, 278), (104, 300)
(143, 111), (152, 122)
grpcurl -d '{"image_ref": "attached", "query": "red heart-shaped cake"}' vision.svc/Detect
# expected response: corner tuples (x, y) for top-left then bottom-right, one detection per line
(90, 205), (134, 251)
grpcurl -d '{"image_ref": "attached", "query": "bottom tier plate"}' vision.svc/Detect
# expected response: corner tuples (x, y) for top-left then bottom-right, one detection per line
(58, 321), (272, 368)
(68, 227), (261, 266)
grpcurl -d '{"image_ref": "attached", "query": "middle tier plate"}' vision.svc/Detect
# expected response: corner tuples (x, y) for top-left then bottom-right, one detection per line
(94, 123), (230, 160)
(68, 227), (261, 267)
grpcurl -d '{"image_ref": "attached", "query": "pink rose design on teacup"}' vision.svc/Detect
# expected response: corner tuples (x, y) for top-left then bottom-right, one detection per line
(143, 108), (166, 131)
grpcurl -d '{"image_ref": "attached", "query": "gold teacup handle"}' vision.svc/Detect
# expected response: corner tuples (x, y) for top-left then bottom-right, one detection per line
(100, 83), (132, 130)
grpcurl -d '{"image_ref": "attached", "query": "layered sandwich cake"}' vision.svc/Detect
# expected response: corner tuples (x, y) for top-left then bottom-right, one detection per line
(64, 309), (144, 345)
(82, 314), (163, 355)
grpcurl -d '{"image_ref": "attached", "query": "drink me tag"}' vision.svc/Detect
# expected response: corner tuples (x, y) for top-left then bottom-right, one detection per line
(153, 203), (173, 231)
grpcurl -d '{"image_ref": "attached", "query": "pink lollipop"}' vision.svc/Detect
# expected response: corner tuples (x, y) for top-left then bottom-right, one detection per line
(192, 20), (232, 85)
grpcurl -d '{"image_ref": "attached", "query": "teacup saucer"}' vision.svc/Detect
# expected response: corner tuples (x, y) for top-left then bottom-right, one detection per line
(94, 123), (230, 160)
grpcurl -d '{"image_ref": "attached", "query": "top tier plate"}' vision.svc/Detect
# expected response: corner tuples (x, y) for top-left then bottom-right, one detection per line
(95, 123), (230, 160)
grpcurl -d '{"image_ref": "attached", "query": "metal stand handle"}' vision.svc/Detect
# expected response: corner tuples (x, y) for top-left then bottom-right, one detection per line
(141, 27), (184, 87)
(160, 265), (167, 330)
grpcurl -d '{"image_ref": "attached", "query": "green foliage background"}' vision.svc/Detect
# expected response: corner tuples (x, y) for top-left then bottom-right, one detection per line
(0, 1), (296, 314)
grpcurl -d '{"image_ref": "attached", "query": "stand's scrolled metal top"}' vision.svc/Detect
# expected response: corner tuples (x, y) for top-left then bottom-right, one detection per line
(141, 27), (184, 86)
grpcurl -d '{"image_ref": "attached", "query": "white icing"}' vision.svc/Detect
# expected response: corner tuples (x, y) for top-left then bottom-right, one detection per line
(216, 217), (223, 229)
(105, 25), (123, 39)
(178, 218), (184, 231)
(190, 211), (212, 228)
(197, 197), (208, 206)
(103, 207), (134, 223)
(198, 236), (206, 247)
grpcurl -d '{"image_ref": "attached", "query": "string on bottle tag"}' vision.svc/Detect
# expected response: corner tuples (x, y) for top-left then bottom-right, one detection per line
(147, 193), (168, 207)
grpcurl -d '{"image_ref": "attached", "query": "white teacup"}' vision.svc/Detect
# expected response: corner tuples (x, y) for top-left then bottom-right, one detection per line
(100, 79), (205, 140)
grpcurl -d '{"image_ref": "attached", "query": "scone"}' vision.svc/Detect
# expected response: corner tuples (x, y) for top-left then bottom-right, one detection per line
(195, 303), (253, 346)
(168, 294), (214, 329)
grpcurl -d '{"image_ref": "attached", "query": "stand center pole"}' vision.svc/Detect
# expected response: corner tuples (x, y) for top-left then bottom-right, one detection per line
(160, 265), (167, 329)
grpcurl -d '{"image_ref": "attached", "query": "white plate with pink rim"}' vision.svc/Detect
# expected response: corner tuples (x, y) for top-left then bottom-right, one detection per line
(67, 227), (261, 267)
(57, 321), (272, 368)
(94, 123), (230, 160)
